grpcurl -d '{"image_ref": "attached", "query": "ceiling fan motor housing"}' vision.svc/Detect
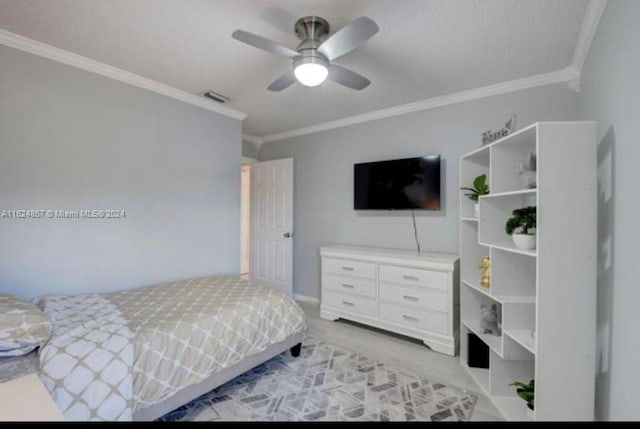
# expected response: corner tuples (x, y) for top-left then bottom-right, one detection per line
(293, 50), (328, 71)
(294, 16), (330, 43)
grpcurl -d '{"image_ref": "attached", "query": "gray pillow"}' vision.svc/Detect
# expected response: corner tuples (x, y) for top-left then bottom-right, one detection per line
(0, 293), (51, 356)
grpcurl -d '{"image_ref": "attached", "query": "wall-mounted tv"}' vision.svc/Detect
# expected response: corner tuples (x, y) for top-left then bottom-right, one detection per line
(354, 155), (441, 210)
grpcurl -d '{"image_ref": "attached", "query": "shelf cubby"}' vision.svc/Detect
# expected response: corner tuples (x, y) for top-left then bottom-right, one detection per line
(461, 284), (503, 356)
(502, 302), (536, 354)
(460, 220), (489, 284)
(460, 323), (490, 392)
(460, 146), (490, 219)
(490, 349), (535, 421)
(478, 191), (537, 256)
(490, 124), (537, 194)
(503, 332), (536, 360)
(490, 248), (536, 300)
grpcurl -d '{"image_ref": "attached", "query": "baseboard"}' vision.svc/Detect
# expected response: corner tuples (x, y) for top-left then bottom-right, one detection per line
(293, 294), (320, 304)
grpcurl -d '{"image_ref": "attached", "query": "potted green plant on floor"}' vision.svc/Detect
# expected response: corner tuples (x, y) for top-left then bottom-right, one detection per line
(510, 379), (534, 419)
(461, 174), (489, 218)
(505, 206), (536, 250)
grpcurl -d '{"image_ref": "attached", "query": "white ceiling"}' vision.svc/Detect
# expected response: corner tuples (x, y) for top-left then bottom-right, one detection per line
(0, 0), (589, 138)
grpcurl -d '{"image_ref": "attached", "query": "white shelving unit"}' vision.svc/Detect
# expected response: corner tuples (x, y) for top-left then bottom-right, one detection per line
(458, 122), (597, 421)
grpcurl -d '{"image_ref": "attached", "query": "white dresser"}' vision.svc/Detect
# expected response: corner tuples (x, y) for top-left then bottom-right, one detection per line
(319, 245), (460, 356)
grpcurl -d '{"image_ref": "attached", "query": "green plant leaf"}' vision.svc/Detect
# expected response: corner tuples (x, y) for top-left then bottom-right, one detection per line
(505, 206), (536, 235)
(472, 174), (486, 190)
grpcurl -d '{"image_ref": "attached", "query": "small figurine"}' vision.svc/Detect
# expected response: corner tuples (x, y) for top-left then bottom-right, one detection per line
(480, 303), (501, 336)
(479, 256), (491, 289)
(516, 152), (537, 189)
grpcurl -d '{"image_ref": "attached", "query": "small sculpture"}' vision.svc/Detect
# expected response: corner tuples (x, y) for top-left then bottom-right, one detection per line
(480, 303), (501, 336)
(479, 256), (491, 289)
(516, 152), (537, 189)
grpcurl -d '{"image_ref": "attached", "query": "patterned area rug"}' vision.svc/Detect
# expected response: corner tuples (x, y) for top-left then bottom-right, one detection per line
(160, 337), (477, 422)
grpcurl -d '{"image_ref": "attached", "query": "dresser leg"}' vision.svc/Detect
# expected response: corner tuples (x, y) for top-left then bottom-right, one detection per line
(320, 306), (339, 321)
(423, 340), (456, 357)
(290, 343), (302, 357)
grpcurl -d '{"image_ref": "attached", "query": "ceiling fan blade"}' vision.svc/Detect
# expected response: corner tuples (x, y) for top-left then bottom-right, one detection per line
(267, 70), (297, 91)
(232, 30), (299, 58)
(329, 64), (371, 90)
(317, 17), (379, 61)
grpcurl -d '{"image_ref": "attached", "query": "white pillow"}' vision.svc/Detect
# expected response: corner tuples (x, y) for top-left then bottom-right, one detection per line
(0, 293), (51, 356)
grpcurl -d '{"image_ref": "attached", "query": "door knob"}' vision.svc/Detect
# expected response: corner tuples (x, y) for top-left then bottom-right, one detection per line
(283, 232), (294, 238)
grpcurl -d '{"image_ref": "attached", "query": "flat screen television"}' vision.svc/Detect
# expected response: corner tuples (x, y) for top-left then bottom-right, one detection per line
(354, 155), (441, 210)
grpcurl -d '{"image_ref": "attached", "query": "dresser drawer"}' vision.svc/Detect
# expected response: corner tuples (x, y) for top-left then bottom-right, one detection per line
(379, 302), (448, 335)
(379, 283), (447, 312)
(323, 290), (377, 317)
(323, 257), (376, 280)
(379, 265), (448, 291)
(324, 275), (376, 298)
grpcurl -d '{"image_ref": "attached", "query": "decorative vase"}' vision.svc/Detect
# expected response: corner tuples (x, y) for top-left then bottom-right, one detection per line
(474, 203), (479, 219)
(512, 233), (536, 250)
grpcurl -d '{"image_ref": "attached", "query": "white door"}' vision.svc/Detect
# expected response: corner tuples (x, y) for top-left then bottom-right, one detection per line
(250, 158), (294, 296)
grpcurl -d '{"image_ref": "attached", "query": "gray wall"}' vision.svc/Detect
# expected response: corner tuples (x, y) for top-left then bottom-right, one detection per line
(0, 45), (242, 299)
(578, 0), (640, 421)
(260, 84), (579, 299)
(242, 139), (259, 159)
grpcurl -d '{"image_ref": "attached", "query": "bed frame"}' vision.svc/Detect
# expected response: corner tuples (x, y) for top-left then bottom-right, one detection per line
(133, 332), (305, 421)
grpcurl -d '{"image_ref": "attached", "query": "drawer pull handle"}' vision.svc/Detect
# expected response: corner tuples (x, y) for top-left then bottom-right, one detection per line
(341, 266), (355, 271)
(341, 283), (355, 289)
(342, 301), (355, 307)
(402, 315), (419, 322)
(402, 275), (419, 281)
(403, 295), (419, 302)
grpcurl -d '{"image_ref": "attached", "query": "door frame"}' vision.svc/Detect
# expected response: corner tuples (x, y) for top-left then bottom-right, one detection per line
(240, 157), (257, 277)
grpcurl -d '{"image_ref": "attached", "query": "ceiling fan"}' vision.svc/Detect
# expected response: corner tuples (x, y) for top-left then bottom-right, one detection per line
(232, 16), (379, 91)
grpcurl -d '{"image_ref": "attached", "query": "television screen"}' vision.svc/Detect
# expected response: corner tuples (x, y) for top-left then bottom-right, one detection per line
(354, 155), (441, 210)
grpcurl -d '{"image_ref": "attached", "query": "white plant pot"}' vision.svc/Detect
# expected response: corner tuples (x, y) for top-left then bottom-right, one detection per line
(512, 233), (536, 250)
(474, 203), (479, 219)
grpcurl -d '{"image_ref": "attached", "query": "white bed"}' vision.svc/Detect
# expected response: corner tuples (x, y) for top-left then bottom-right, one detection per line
(35, 275), (307, 421)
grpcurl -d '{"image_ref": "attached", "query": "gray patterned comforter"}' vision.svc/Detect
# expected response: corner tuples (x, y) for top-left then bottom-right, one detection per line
(37, 276), (307, 421)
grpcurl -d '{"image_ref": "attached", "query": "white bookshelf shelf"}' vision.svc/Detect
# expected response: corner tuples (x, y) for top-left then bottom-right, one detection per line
(504, 329), (536, 354)
(459, 122), (597, 421)
(462, 319), (502, 356)
(480, 189), (537, 199)
(480, 242), (537, 258)
(494, 295), (536, 305)
(463, 279), (536, 305)
(461, 279), (492, 299)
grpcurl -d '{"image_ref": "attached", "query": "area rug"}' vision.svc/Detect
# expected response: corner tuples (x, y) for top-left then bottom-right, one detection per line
(159, 337), (477, 422)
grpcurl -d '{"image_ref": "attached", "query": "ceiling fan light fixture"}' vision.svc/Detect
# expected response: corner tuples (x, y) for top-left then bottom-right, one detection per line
(293, 56), (328, 87)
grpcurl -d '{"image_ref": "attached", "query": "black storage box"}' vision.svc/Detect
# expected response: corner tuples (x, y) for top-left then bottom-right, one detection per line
(467, 332), (490, 369)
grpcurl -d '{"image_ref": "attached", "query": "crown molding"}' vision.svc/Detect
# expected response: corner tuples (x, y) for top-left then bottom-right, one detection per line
(242, 134), (263, 151)
(0, 29), (247, 121)
(571, 0), (608, 72)
(260, 67), (579, 143)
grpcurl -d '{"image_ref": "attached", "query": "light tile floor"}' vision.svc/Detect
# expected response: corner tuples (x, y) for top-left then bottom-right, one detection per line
(297, 301), (504, 421)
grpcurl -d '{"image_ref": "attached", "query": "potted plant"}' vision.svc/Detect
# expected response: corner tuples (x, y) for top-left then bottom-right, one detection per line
(510, 379), (534, 419)
(461, 174), (489, 218)
(505, 206), (536, 250)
